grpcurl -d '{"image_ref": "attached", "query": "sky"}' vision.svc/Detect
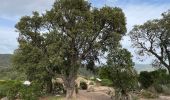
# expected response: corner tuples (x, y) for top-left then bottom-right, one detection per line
(0, 0), (170, 64)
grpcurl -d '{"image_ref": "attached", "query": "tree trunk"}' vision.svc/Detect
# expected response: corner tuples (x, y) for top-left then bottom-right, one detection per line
(46, 77), (53, 94)
(114, 89), (130, 100)
(66, 87), (76, 100)
(64, 51), (79, 99)
(64, 75), (77, 100)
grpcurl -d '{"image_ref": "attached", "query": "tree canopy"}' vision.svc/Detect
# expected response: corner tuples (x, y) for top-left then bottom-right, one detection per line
(129, 10), (170, 73)
(102, 48), (137, 99)
(13, 0), (127, 99)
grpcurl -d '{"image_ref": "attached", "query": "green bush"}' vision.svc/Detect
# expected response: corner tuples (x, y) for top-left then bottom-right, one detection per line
(53, 82), (65, 94)
(19, 82), (42, 100)
(0, 80), (22, 100)
(153, 83), (170, 95)
(80, 81), (87, 90)
(0, 81), (7, 98)
(154, 84), (163, 93)
(0, 80), (42, 100)
(100, 79), (112, 86)
(161, 84), (170, 95)
(139, 71), (153, 89)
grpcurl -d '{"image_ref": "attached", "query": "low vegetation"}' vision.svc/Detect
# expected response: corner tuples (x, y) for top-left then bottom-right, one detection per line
(80, 81), (88, 90)
(0, 80), (41, 100)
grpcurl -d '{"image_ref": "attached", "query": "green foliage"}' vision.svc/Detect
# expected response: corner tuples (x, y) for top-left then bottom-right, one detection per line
(12, 45), (53, 93)
(80, 81), (87, 90)
(139, 71), (153, 89)
(14, 0), (126, 97)
(106, 48), (137, 93)
(139, 69), (170, 90)
(53, 82), (65, 94)
(100, 79), (112, 86)
(152, 84), (170, 95)
(0, 80), (22, 100)
(98, 48), (138, 100)
(19, 82), (42, 100)
(0, 54), (25, 80)
(153, 84), (163, 93)
(0, 80), (42, 100)
(138, 69), (170, 96)
(150, 69), (170, 84)
(161, 84), (170, 95)
(98, 66), (110, 79)
(129, 10), (170, 72)
(0, 69), (26, 80)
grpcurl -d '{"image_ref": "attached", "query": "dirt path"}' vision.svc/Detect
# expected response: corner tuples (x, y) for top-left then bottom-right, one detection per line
(77, 90), (112, 100)
(159, 96), (170, 100)
(140, 96), (170, 100)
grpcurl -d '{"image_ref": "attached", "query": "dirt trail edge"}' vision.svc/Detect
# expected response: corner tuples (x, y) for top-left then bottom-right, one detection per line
(77, 90), (112, 100)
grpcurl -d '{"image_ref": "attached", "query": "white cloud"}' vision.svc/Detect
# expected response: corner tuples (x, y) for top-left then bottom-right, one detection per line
(0, 0), (55, 21)
(0, 0), (55, 54)
(123, 4), (170, 31)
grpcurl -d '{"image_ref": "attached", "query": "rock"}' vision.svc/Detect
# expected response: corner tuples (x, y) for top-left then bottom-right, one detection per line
(1, 97), (8, 100)
(55, 94), (61, 97)
(87, 85), (95, 92)
(107, 87), (115, 96)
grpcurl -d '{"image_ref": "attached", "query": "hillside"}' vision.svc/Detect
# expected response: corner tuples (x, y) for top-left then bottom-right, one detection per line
(0, 54), (12, 68)
(0, 54), (14, 80)
(0, 54), (156, 73)
(0, 54), (156, 78)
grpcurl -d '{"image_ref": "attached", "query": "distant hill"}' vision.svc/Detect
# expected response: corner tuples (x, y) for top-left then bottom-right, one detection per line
(134, 64), (155, 73)
(0, 54), (156, 73)
(0, 54), (12, 68)
(0, 54), (158, 79)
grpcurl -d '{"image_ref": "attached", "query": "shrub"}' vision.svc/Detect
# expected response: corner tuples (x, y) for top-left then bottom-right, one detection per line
(139, 71), (153, 89)
(99, 66), (110, 79)
(0, 80), (42, 100)
(80, 81), (87, 90)
(53, 82), (65, 94)
(7, 81), (22, 100)
(141, 90), (158, 98)
(0, 80), (22, 100)
(19, 82), (42, 100)
(0, 81), (8, 98)
(100, 79), (112, 86)
(153, 83), (170, 95)
(154, 84), (163, 93)
(161, 84), (170, 95)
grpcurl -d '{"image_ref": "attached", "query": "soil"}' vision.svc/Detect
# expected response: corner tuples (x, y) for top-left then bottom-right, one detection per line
(77, 90), (112, 100)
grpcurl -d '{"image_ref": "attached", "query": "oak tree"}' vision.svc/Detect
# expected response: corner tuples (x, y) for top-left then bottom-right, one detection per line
(106, 48), (137, 100)
(129, 10), (170, 73)
(14, 0), (126, 99)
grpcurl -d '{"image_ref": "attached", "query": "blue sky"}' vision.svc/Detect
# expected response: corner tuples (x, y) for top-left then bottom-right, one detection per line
(0, 0), (170, 64)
